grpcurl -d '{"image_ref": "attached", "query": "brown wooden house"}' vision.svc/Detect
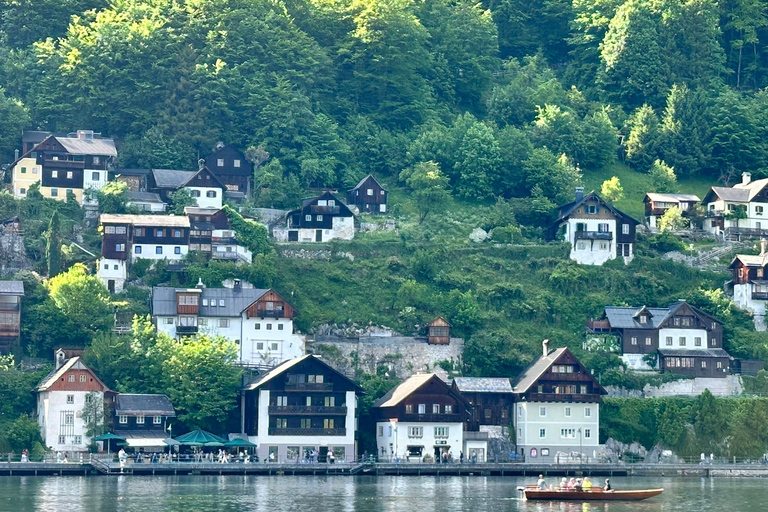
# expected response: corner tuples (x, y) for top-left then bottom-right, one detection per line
(452, 377), (513, 430)
(0, 281), (24, 355)
(347, 174), (388, 213)
(204, 143), (253, 197)
(427, 317), (451, 345)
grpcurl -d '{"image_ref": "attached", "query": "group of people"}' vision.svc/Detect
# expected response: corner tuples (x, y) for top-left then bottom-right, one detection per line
(537, 475), (613, 492)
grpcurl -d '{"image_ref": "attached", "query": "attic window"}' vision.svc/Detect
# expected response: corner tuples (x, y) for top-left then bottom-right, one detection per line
(317, 200), (327, 206)
(217, 159), (224, 167)
(234, 160), (241, 168)
(328, 200), (335, 207)
(219, 299), (225, 307)
(639, 315), (648, 324)
(585, 205), (597, 214)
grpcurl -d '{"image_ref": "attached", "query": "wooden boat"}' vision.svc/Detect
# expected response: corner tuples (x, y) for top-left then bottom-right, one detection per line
(518, 485), (663, 501)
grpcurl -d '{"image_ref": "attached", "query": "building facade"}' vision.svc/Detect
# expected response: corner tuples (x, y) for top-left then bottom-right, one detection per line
(36, 349), (113, 452)
(185, 207), (253, 263)
(242, 355), (362, 462)
(588, 300), (729, 376)
(0, 281), (24, 355)
(373, 373), (487, 462)
(549, 188), (639, 266)
(512, 342), (604, 463)
(12, 130), (116, 203)
(702, 172), (768, 237)
(731, 240), (768, 322)
(149, 164), (226, 209)
(114, 394), (176, 451)
(452, 377), (513, 431)
(152, 281), (304, 368)
(347, 175), (388, 213)
(643, 193), (701, 231)
(204, 143), (252, 197)
(273, 191), (355, 243)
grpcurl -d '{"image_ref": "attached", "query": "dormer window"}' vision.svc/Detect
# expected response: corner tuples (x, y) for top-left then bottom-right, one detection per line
(639, 315), (648, 324)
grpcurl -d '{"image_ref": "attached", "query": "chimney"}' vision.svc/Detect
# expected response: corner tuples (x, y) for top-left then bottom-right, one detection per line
(761, 239), (768, 256)
(76, 130), (94, 140)
(55, 348), (66, 370)
(743, 172), (752, 185)
(233, 279), (242, 292)
(195, 278), (205, 289)
(575, 187), (584, 202)
(542, 339), (550, 357)
(198, 158), (206, 170)
(14, 149), (19, 161)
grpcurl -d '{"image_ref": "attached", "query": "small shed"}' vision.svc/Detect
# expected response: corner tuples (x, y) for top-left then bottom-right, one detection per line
(427, 316), (451, 345)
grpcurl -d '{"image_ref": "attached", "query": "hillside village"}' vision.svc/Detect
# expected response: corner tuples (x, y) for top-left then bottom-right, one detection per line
(1, 128), (768, 464)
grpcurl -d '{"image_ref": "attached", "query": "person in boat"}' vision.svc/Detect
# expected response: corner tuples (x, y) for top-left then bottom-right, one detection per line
(604, 478), (613, 492)
(566, 478), (576, 490)
(559, 477), (568, 490)
(575, 478), (583, 491)
(582, 477), (593, 491)
(537, 475), (547, 490)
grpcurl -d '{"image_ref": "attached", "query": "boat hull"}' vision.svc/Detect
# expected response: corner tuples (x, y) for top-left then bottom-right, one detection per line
(522, 488), (664, 501)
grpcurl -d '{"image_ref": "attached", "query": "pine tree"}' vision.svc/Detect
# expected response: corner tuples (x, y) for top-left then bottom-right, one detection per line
(45, 211), (61, 278)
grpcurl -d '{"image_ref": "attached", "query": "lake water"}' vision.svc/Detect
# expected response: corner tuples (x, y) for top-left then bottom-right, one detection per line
(0, 475), (763, 511)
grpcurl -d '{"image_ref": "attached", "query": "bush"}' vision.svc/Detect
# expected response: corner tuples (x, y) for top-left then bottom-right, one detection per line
(646, 233), (686, 253)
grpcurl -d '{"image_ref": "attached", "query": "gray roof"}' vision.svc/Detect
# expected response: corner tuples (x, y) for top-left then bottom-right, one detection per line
(0, 281), (24, 296)
(645, 193), (701, 203)
(603, 301), (718, 329)
(453, 377), (513, 393)
(243, 354), (363, 392)
(152, 168), (196, 189)
(708, 186), (750, 202)
(152, 286), (269, 318)
(553, 191), (639, 226)
(100, 214), (190, 227)
(658, 348), (730, 358)
(350, 174), (388, 192)
(730, 253), (768, 268)
(512, 348), (568, 393)
(127, 191), (164, 203)
(115, 394), (175, 416)
(55, 136), (117, 157)
(22, 130), (52, 143)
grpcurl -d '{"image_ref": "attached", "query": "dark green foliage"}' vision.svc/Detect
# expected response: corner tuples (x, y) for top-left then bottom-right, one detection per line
(44, 211), (61, 277)
(221, 205), (273, 256)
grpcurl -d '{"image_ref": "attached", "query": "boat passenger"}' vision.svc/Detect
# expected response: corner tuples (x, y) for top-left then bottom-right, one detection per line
(537, 475), (547, 490)
(582, 477), (592, 491)
(604, 478), (613, 492)
(559, 477), (568, 490)
(575, 478), (583, 491)
(566, 478), (576, 490)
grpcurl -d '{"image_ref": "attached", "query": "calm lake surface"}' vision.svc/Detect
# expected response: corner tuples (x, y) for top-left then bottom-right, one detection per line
(0, 475), (762, 511)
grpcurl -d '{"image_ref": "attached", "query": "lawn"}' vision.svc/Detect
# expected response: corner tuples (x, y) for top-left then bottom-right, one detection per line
(582, 162), (714, 221)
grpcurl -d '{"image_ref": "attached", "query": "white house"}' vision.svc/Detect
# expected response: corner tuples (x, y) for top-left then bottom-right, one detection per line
(703, 172), (768, 236)
(36, 349), (113, 453)
(550, 188), (639, 266)
(150, 163), (226, 210)
(242, 355), (362, 462)
(126, 191), (167, 212)
(152, 280), (304, 368)
(273, 191), (355, 243)
(373, 373), (486, 463)
(512, 342), (605, 463)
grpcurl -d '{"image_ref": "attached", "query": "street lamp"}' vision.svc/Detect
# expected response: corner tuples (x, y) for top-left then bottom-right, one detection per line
(167, 424), (173, 461)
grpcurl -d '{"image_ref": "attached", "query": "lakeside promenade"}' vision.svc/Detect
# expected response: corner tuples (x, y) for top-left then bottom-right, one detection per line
(2, 459), (768, 478)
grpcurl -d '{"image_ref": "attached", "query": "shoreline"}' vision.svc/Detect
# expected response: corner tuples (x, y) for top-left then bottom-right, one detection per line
(2, 461), (768, 478)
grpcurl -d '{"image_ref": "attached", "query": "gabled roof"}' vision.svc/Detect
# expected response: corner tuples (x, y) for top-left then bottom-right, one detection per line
(373, 373), (435, 408)
(602, 301), (720, 329)
(704, 186), (750, 203)
(552, 191), (639, 227)
(182, 165), (227, 190)
(126, 191), (164, 203)
(22, 130), (53, 143)
(151, 169), (196, 189)
(288, 191), (355, 218)
(243, 355), (363, 392)
(452, 377), (513, 393)
(115, 394), (175, 416)
(730, 253), (768, 268)
(428, 316), (451, 327)
(512, 348), (568, 394)
(36, 357), (110, 392)
(0, 281), (24, 296)
(56, 136), (117, 157)
(350, 174), (388, 192)
(644, 193), (701, 203)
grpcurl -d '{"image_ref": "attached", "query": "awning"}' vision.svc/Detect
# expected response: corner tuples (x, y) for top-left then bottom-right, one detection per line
(125, 438), (167, 448)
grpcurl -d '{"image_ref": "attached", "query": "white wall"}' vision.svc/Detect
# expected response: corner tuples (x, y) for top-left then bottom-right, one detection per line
(130, 245), (188, 261)
(37, 391), (102, 452)
(376, 420), (464, 462)
(733, 283), (767, 316)
(83, 169), (108, 191)
(127, 201), (166, 213)
(273, 217), (355, 243)
(564, 218), (617, 266)
(515, 401), (600, 462)
(97, 258), (127, 293)
(657, 327), (709, 349)
(187, 186), (223, 209)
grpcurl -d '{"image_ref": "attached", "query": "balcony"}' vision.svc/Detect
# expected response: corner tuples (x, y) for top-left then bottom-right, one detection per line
(402, 413), (462, 423)
(706, 210), (724, 218)
(268, 427), (346, 436)
(284, 382), (334, 392)
(43, 159), (83, 169)
(176, 325), (198, 335)
(253, 309), (285, 319)
(212, 237), (236, 244)
(309, 205), (340, 214)
(0, 323), (20, 337)
(574, 230), (612, 241)
(268, 405), (347, 415)
(525, 393), (601, 403)
(752, 291), (768, 300)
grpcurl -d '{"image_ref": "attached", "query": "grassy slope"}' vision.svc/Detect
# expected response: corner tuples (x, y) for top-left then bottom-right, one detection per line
(582, 162), (713, 221)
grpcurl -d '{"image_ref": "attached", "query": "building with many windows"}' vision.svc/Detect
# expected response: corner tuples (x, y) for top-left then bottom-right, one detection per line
(204, 143), (253, 198)
(113, 394), (176, 451)
(152, 280), (304, 368)
(373, 373), (487, 463)
(36, 348), (114, 452)
(273, 191), (355, 243)
(512, 341), (605, 463)
(242, 355), (362, 462)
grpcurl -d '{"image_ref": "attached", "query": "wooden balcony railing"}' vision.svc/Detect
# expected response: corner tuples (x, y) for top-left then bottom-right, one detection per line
(267, 427), (346, 436)
(402, 413), (462, 423)
(752, 291), (768, 300)
(268, 405), (347, 415)
(575, 231), (613, 241)
(525, 393), (601, 403)
(284, 382), (334, 392)
(176, 325), (198, 334)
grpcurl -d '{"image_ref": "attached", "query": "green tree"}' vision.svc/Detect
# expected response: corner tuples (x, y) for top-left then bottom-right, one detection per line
(47, 263), (113, 334)
(221, 205), (273, 256)
(600, 176), (624, 203)
(0, 89), (30, 163)
(648, 159), (678, 193)
(400, 161), (451, 224)
(625, 104), (661, 170)
(95, 181), (130, 215)
(692, 389), (727, 454)
(44, 211), (61, 278)
(658, 84), (712, 177)
(658, 206), (686, 232)
(523, 148), (581, 204)
(453, 122), (500, 200)
(81, 392), (109, 439)
(169, 189), (196, 215)
(6, 415), (44, 453)
(119, 126), (193, 170)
